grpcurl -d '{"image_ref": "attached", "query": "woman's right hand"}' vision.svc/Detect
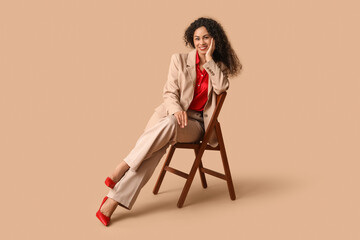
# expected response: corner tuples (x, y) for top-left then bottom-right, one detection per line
(173, 111), (188, 128)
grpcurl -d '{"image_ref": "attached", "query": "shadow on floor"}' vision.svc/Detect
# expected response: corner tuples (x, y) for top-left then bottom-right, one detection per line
(110, 175), (298, 223)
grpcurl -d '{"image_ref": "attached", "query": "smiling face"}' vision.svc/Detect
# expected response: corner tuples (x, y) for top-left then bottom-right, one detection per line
(193, 26), (212, 54)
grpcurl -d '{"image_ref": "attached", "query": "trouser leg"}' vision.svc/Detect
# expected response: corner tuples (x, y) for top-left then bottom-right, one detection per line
(107, 110), (204, 210)
(123, 113), (203, 172)
(107, 144), (169, 210)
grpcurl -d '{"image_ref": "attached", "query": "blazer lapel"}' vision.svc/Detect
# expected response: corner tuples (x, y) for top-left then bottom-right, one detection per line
(186, 49), (213, 97)
(186, 49), (197, 90)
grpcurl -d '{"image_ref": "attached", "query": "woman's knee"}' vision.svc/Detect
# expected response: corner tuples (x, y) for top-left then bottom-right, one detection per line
(166, 114), (178, 128)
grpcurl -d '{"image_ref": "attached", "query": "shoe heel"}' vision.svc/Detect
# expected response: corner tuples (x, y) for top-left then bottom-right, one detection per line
(96, 196), (110, 226)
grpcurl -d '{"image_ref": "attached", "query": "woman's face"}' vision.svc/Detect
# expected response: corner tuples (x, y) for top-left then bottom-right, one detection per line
(193, 26), (212, 54)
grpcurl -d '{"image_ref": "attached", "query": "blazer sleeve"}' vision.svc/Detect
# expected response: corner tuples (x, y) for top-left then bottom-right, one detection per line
(163, 53), (184, 115)
(203, 58), (230, 94)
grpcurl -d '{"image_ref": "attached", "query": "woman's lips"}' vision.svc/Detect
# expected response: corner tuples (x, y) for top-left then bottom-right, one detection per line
(199, 46), (207, 51)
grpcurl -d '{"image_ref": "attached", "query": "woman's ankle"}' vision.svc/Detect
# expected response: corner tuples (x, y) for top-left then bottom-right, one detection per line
(111, 161), (130, 182)
(101, 197), (118, 217)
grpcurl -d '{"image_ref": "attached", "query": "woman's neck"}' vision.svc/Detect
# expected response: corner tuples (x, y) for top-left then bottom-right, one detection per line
(198, 52), (207, 64)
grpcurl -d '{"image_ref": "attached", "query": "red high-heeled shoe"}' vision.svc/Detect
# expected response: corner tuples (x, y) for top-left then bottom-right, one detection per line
(105, 177), (116, 189)
(96, 196), (111, 226)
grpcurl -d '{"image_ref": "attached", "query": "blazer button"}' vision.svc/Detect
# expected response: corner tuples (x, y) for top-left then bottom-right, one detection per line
(204, 114), (208, 117)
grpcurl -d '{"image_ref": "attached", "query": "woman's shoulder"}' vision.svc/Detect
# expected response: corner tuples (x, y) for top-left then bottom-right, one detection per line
(168, 51), (191, 69)
(169, 52), (189, 61)
(171, 48), (197, 60)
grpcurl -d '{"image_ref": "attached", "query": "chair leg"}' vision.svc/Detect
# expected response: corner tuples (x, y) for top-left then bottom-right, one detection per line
(153, 144), (176, 195)
(194, 148), (207, 189)
(215, 122), (236, 200)
(177, 147), (206, 208)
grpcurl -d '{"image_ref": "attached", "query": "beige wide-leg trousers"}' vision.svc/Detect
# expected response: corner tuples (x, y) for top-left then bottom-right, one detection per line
(106, 109), (205, 210)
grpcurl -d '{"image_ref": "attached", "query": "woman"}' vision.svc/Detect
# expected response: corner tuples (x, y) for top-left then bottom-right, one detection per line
(96, 17), (242, 226)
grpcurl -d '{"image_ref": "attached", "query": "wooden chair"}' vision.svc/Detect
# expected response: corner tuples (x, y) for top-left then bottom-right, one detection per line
(153, 92), (236, 208)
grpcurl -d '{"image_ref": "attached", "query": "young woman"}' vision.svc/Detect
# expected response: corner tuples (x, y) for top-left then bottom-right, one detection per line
(96, 17), (242, 226)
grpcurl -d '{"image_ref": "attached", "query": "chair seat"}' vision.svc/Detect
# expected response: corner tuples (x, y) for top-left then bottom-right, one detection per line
(174, 142), (220, 151)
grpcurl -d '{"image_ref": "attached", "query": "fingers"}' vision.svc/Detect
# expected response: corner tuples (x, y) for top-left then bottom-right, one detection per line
(206, 38), (215, 61)
(179, 112), (184, 128)
(183, 111), (188, 127)
(179, 111), (186, 128)
(208, 38), (213, 51)
(174, 111), (187, 128)
(174, 111), (182, 128)
(180, 111), (187, 128)
(175, 113), (181, 126)
(211, 38), (215, 51)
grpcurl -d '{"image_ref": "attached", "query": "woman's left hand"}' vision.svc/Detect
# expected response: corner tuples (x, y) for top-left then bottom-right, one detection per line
(205, 38), (215, 62)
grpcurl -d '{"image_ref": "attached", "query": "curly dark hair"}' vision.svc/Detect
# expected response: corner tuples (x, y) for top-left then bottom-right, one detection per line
(184, 17), (242, 78)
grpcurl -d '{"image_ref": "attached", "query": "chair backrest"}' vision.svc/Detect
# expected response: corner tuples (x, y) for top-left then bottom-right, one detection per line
(201, 92), (227, 145)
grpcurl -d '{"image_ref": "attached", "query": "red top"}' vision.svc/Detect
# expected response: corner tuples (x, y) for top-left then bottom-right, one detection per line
(188, 51), (209, 111)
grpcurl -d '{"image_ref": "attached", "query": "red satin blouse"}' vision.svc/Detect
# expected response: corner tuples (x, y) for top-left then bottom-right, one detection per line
(188, 51), (209, 111)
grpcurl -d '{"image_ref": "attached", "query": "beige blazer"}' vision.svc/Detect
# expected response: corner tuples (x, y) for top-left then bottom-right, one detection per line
(152, 48), (230, 147)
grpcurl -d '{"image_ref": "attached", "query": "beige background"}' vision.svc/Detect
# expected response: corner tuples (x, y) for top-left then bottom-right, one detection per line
(1, 0), (359, 239)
